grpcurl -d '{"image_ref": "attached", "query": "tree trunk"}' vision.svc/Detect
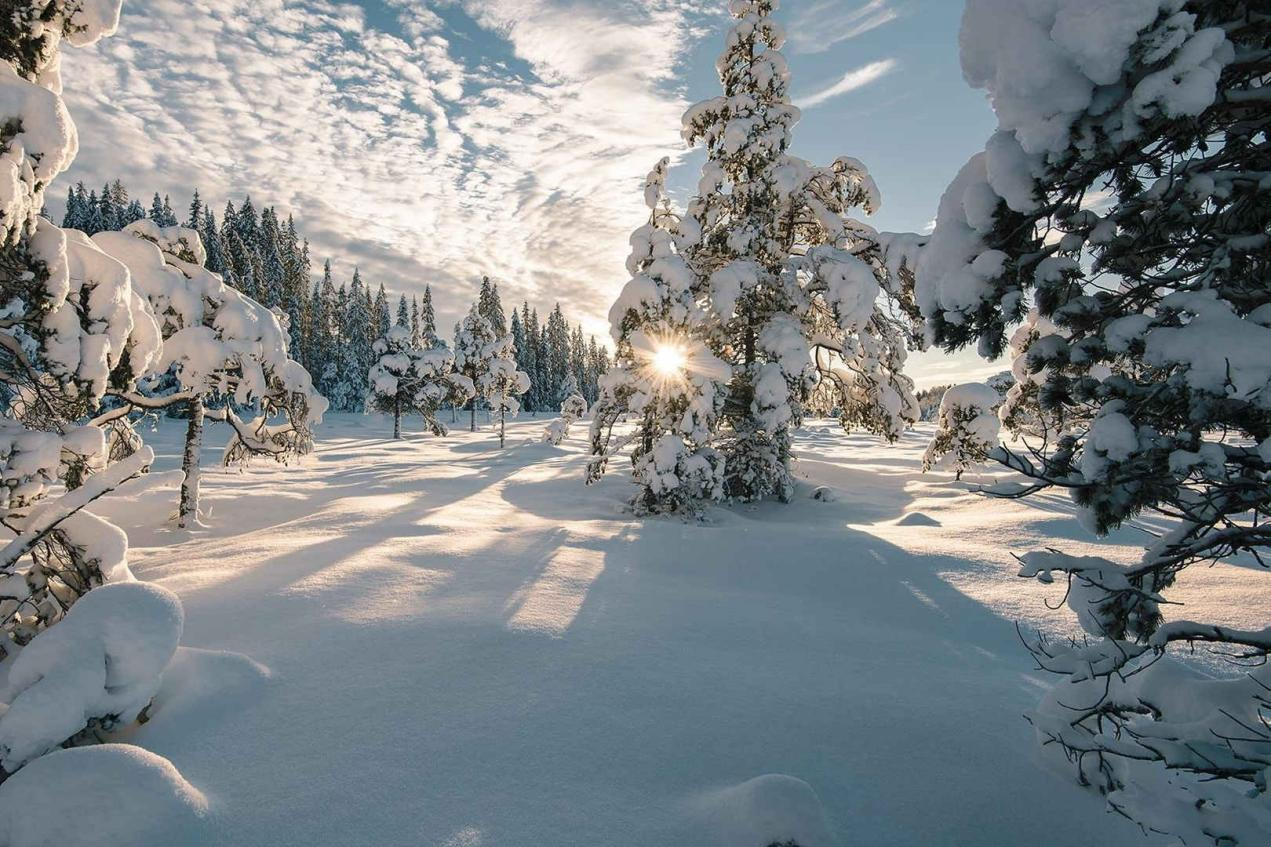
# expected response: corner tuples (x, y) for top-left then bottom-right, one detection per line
(393, 396), (401, 440)
(178, 395), (204, 529)
(499, 404), (506, 449)
(470, 402), (476, 432)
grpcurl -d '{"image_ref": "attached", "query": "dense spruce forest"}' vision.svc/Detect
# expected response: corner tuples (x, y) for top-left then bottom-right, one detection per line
(60, 181), (611, 413)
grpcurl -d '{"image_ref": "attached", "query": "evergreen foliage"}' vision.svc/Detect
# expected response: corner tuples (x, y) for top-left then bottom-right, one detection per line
(919, 1), (1271, 839)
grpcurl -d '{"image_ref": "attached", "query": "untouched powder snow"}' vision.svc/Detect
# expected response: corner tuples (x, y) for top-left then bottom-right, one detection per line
(100, 414), (1265, 846)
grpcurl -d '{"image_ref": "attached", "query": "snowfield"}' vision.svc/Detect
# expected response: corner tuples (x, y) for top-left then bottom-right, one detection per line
(87, 414), (1263, 846)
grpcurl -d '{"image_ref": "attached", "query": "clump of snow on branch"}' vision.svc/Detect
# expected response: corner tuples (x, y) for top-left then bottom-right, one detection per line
(0, 744), (207, 846)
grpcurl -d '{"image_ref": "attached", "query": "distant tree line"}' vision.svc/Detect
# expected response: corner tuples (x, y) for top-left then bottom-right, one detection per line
(61, 181), (610, 414)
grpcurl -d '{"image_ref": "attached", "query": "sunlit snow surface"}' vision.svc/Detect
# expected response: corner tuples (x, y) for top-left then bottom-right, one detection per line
(100, 414), (1263, 846)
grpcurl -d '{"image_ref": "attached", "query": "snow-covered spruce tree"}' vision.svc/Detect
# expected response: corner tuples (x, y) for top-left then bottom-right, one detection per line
(367, 325), (473, 438)
(600, 0), (922, 506)
(478, 276), (507, 338)
(0, 0), (169, 651)
(454, 305), (496, 433)
(481, 356), (529, 449)
(467, 323), (529, 449)
(917, 2), (1270, 840)
(922, 383), (1001, 480)
(419, 285), (436, 347)
(456, 301), (528, 443)
(94, 221), (327, 529)
(542, 373), (588, 446)
(686, 0), (919, 501)
(368, 326), (414, 439)
(589, 158), (730, 514)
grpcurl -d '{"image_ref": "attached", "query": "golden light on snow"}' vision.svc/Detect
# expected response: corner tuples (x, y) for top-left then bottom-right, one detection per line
(650, 343), (688, 378)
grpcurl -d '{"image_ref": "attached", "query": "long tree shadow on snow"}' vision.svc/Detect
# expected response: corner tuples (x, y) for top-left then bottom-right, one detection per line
(382, 493), (1133, 847)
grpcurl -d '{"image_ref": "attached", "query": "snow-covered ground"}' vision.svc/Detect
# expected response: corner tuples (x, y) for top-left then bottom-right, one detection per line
(89, 413), (1264, 846)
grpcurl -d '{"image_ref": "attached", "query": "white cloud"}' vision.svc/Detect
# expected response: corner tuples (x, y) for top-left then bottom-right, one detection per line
(787, 0), (902, 55)
(796, 59), (898, 109)
(57, 0), (712, 342)
(905, 347), (1008, 391)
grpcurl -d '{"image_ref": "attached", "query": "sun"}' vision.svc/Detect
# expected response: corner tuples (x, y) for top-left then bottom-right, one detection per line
(650, 344), (687, 378)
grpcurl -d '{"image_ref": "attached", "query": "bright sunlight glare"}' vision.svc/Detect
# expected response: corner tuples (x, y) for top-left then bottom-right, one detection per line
(651, 344), (687, 377)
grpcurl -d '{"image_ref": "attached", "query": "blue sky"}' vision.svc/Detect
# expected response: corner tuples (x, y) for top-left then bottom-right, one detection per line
(58, 0), (1004, 387)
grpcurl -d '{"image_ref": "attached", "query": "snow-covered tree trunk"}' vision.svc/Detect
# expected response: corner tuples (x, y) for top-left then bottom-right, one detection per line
(178, 396), (204, 529)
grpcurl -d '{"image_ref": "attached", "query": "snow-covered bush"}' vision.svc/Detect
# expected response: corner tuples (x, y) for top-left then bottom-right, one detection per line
(94, 220), (326, 527)
(591, 2), (920, 511)
(367, 325), (472, 438)
(922, 383), (1001, 479)
(917, 2), (1271, 839)
(542, 373), (588, 446)
(0, 580), (182, 775)
(456, 304), (529, 446)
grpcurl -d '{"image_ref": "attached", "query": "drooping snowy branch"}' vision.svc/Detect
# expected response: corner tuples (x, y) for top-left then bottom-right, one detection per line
(93, 220), (327, 524)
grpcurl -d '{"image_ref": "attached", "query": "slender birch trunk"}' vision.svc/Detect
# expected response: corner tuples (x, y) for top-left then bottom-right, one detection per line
(178, 395), (204, 529)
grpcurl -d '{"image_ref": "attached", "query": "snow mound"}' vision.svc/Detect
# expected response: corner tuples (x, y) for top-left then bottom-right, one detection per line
(811, 486), (838, 502)
(687, 774), (838, 847)
(896, 512), (941, 527)
(85, 469), (184, 532)
(0, 744), (207, 847)
(0, 582), (183, 771)
(147, 647), (271, 736)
